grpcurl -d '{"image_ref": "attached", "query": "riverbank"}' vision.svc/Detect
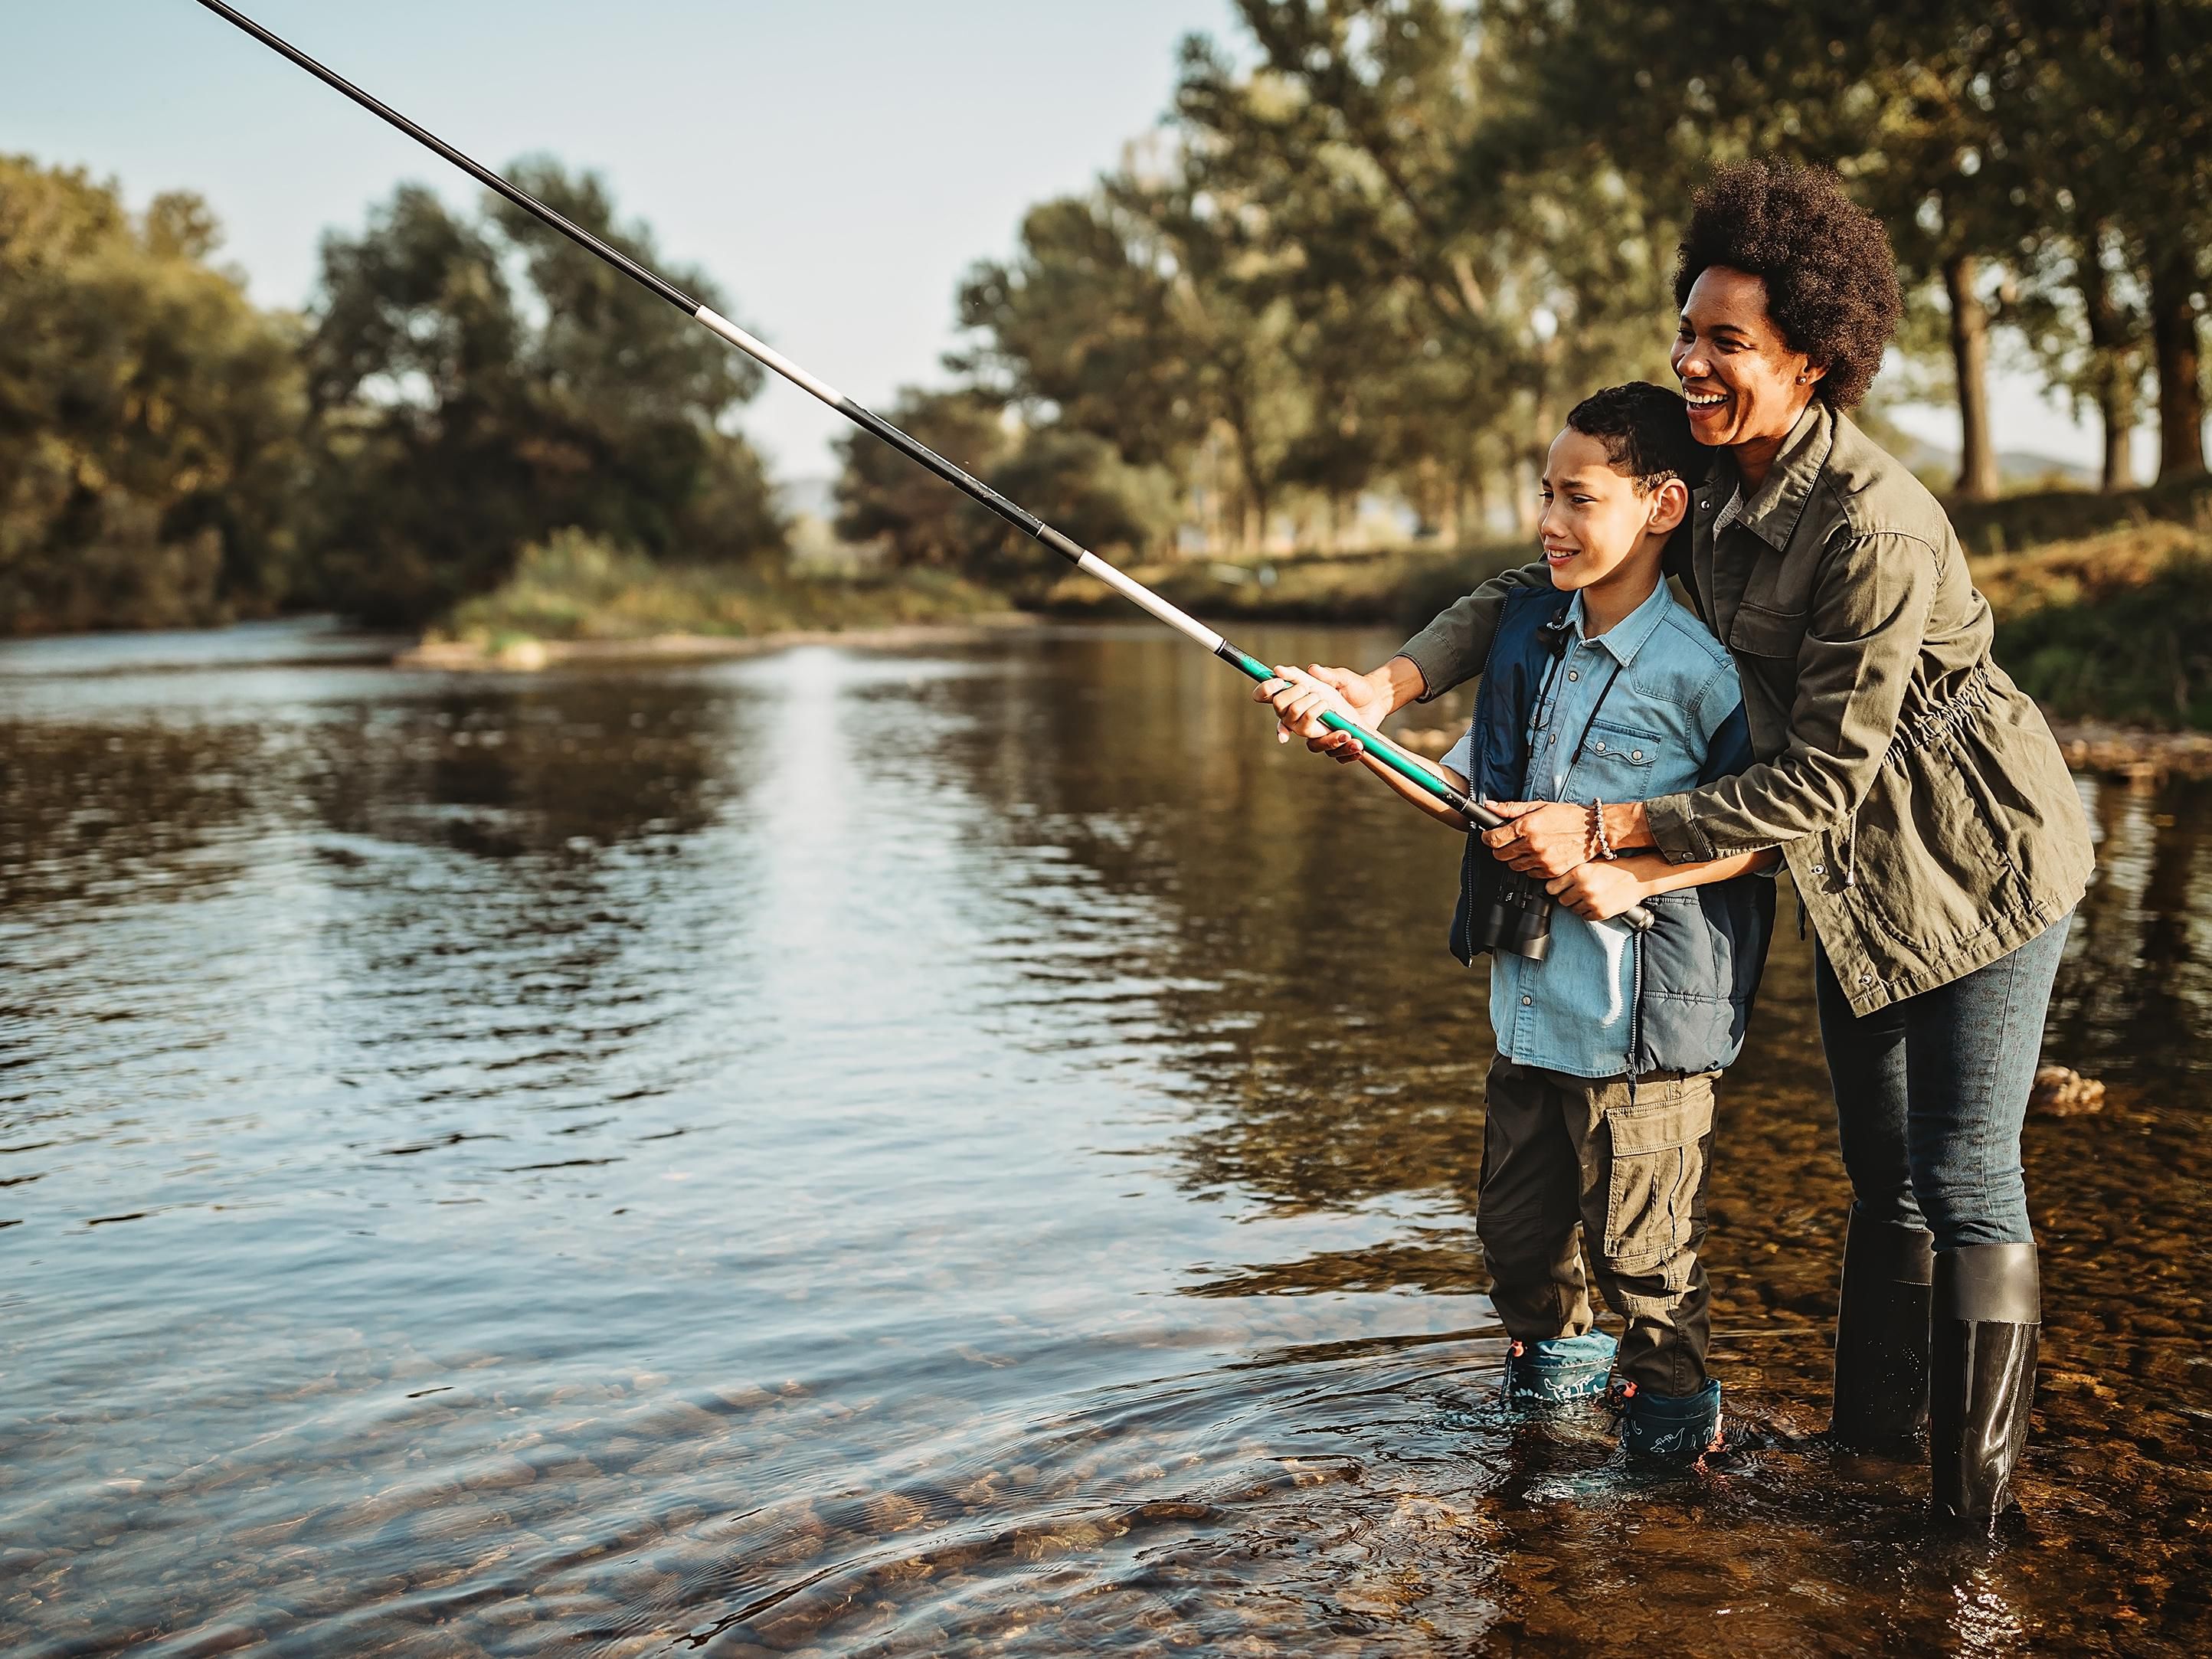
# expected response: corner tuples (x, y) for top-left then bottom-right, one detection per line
(417, 528), (1010, 667)
(417, 494), (2212, 759)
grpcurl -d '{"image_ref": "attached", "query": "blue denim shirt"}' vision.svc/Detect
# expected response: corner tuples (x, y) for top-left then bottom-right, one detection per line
(1445, 580), (1746, 1078)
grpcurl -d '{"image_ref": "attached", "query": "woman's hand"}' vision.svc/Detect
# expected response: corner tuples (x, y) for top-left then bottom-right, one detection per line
(1252, 663), (1391, 761)
(1480, 800), (1593, 878)
(1546, 861), (1651, 922)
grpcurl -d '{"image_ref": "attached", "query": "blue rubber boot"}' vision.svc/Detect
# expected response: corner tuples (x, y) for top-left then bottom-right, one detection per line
(1501, 1331), (1618, 1403)
(1618, 1379), (1723, 1461)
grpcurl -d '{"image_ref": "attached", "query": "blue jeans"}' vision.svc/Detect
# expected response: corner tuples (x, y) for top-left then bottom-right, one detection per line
(1814, 915), (2072, 1250)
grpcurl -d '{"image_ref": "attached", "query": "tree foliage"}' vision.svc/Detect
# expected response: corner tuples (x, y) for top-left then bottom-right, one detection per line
(0, 156), (306, 633)
(0, 155), (786, 635)
(845, 0), (2206, 576)
(305, 162), (785, 624)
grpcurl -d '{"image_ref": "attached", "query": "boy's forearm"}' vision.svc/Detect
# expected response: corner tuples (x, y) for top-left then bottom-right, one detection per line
(1617, 846), (1779, 896)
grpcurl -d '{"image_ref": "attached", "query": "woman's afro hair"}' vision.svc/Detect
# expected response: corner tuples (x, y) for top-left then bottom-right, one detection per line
(1674, 160), (1903, 408)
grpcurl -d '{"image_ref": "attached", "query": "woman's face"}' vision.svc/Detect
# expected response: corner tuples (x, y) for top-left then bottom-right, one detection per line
(1670, 265), (1823, 450)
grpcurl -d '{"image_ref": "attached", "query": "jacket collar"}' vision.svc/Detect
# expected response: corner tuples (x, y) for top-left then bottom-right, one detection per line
(1713, 398), (1835, 553)
(1567, 579), (1671, 668)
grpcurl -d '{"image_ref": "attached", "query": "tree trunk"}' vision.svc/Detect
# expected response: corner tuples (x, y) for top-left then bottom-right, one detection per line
(2099, 390), (2135, 493)
(1944, 254), (2001, 501)
(1514, 455), (1541, 538)
(2077, 232), (2136, 492)
(2149, 241), (2207, 481)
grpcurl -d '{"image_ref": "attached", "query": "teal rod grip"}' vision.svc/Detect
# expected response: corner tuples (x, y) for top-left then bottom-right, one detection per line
(1227, 646), (1657, 934)
(1221, 647), (1480, 817)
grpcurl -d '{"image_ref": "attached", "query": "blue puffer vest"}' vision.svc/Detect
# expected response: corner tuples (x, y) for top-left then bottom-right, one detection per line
(1449, 585), (1775, 1076)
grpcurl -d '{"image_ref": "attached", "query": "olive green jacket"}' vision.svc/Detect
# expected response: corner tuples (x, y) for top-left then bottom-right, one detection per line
(1399, 400), (2094, 1016)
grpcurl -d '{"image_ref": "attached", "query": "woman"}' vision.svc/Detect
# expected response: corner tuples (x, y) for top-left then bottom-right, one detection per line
(1274, 161), (2093, 1526)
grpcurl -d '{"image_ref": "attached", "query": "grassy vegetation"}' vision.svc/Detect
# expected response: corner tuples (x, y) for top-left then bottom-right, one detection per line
(1980, 521), (2212, 729)
(1949, 475), (2212, 556)
(437, 528), (1006, 651)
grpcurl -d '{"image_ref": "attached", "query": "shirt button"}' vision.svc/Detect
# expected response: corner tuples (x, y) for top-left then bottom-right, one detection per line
(1567, 669), (1579, 682)
(1521, 995), (1533, 1006)
(1860, 970), (1875, 985)
(1631, 749), (1644, 761)
(1810, 862), (1827, 875)
(1594, 741), (1605, 751)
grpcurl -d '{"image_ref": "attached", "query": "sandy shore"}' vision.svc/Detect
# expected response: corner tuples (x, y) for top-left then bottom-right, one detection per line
(2047, 721), (2212, 781)
(394, 614), (1039, 671)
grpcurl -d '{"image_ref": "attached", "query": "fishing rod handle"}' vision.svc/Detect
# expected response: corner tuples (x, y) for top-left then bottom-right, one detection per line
(1317, 708), (1660, 935)
(1225, 649), (1657, 934)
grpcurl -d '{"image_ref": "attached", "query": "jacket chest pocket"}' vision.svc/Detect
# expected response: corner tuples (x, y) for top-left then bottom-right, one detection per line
(1726, 602), (1806, 661)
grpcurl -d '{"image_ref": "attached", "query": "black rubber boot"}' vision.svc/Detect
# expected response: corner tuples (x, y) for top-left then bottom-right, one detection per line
(1830, 1212), (1936, 1448)
(1930, 1243), (2040, 1526)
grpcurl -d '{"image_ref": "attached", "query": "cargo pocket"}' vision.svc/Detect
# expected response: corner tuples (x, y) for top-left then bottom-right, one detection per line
(1602, 1085), (1714, 1281)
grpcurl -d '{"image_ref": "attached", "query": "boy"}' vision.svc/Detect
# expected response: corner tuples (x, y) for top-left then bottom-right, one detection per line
(1263, 382), (1775, 1460)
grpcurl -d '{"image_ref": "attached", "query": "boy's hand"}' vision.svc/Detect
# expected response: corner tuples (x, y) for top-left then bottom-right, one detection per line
(1252, 664), (1386, 761)
(1546, 861), (1649, 922)
(1257, 664), (1363, 752)
(1481, 800), (1592, 877)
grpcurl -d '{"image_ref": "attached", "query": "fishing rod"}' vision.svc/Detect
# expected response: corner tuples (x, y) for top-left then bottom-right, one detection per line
(189, 0), (1654, 947)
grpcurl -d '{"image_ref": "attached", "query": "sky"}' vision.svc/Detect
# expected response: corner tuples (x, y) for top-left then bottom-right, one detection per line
(2, 0), (2150, 489)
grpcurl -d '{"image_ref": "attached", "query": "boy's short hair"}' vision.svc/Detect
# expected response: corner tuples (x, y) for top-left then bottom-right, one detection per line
(1566, 382), (1707, 496)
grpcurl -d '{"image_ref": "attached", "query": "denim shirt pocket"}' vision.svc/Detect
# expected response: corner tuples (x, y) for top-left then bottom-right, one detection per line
(1572, 719), (1665, 798)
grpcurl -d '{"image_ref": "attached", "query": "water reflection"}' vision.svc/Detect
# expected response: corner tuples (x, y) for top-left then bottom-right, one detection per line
(2, 622), (2207, 1656)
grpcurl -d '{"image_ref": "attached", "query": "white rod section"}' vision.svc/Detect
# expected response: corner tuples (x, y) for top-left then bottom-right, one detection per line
(694, 307), (845, 408)
(1073, 552), (1225, 652)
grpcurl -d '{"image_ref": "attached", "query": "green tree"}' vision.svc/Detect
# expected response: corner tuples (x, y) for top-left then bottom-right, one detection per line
(305, 163), (786, 625)
(1982, 0), (2210, 482)
(0, 157), (306, 633)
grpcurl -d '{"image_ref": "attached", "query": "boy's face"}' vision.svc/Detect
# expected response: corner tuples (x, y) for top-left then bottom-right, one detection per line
(1536, 428), (1680, 594)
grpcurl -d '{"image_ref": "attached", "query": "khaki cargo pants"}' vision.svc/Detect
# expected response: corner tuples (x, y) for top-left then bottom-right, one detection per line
(1477, 1056), (1719, 1397)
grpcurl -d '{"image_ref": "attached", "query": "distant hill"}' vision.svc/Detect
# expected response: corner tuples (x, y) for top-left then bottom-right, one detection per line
(1886, 434), (2100, 491)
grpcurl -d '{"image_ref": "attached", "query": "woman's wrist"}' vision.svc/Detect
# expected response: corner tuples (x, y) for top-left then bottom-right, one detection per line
(1603, 801), (1654, 854)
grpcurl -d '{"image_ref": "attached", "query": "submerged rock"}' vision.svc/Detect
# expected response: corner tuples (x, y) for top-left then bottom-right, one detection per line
(2030, 1064), (2106, 1116)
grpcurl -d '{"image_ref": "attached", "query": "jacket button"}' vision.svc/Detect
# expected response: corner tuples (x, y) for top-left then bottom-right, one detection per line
(1631, 749), (1644, 761)
(1521, 995), (1533, 1006)
(1860, 970), (1875, 985)
(1567, 669), (1579, 681)
(1594, 740), (1605, 751)
(1810, 862), (1826, 875)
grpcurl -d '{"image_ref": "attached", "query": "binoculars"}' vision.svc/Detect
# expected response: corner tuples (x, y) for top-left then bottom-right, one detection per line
(1468, 865), (1559, 962)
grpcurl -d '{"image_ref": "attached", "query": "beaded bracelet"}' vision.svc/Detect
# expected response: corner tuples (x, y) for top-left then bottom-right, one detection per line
(1589, 797), (1617, 861)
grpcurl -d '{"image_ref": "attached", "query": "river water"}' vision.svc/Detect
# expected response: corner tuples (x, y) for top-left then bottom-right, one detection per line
(2, 620), (2206, 1657)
